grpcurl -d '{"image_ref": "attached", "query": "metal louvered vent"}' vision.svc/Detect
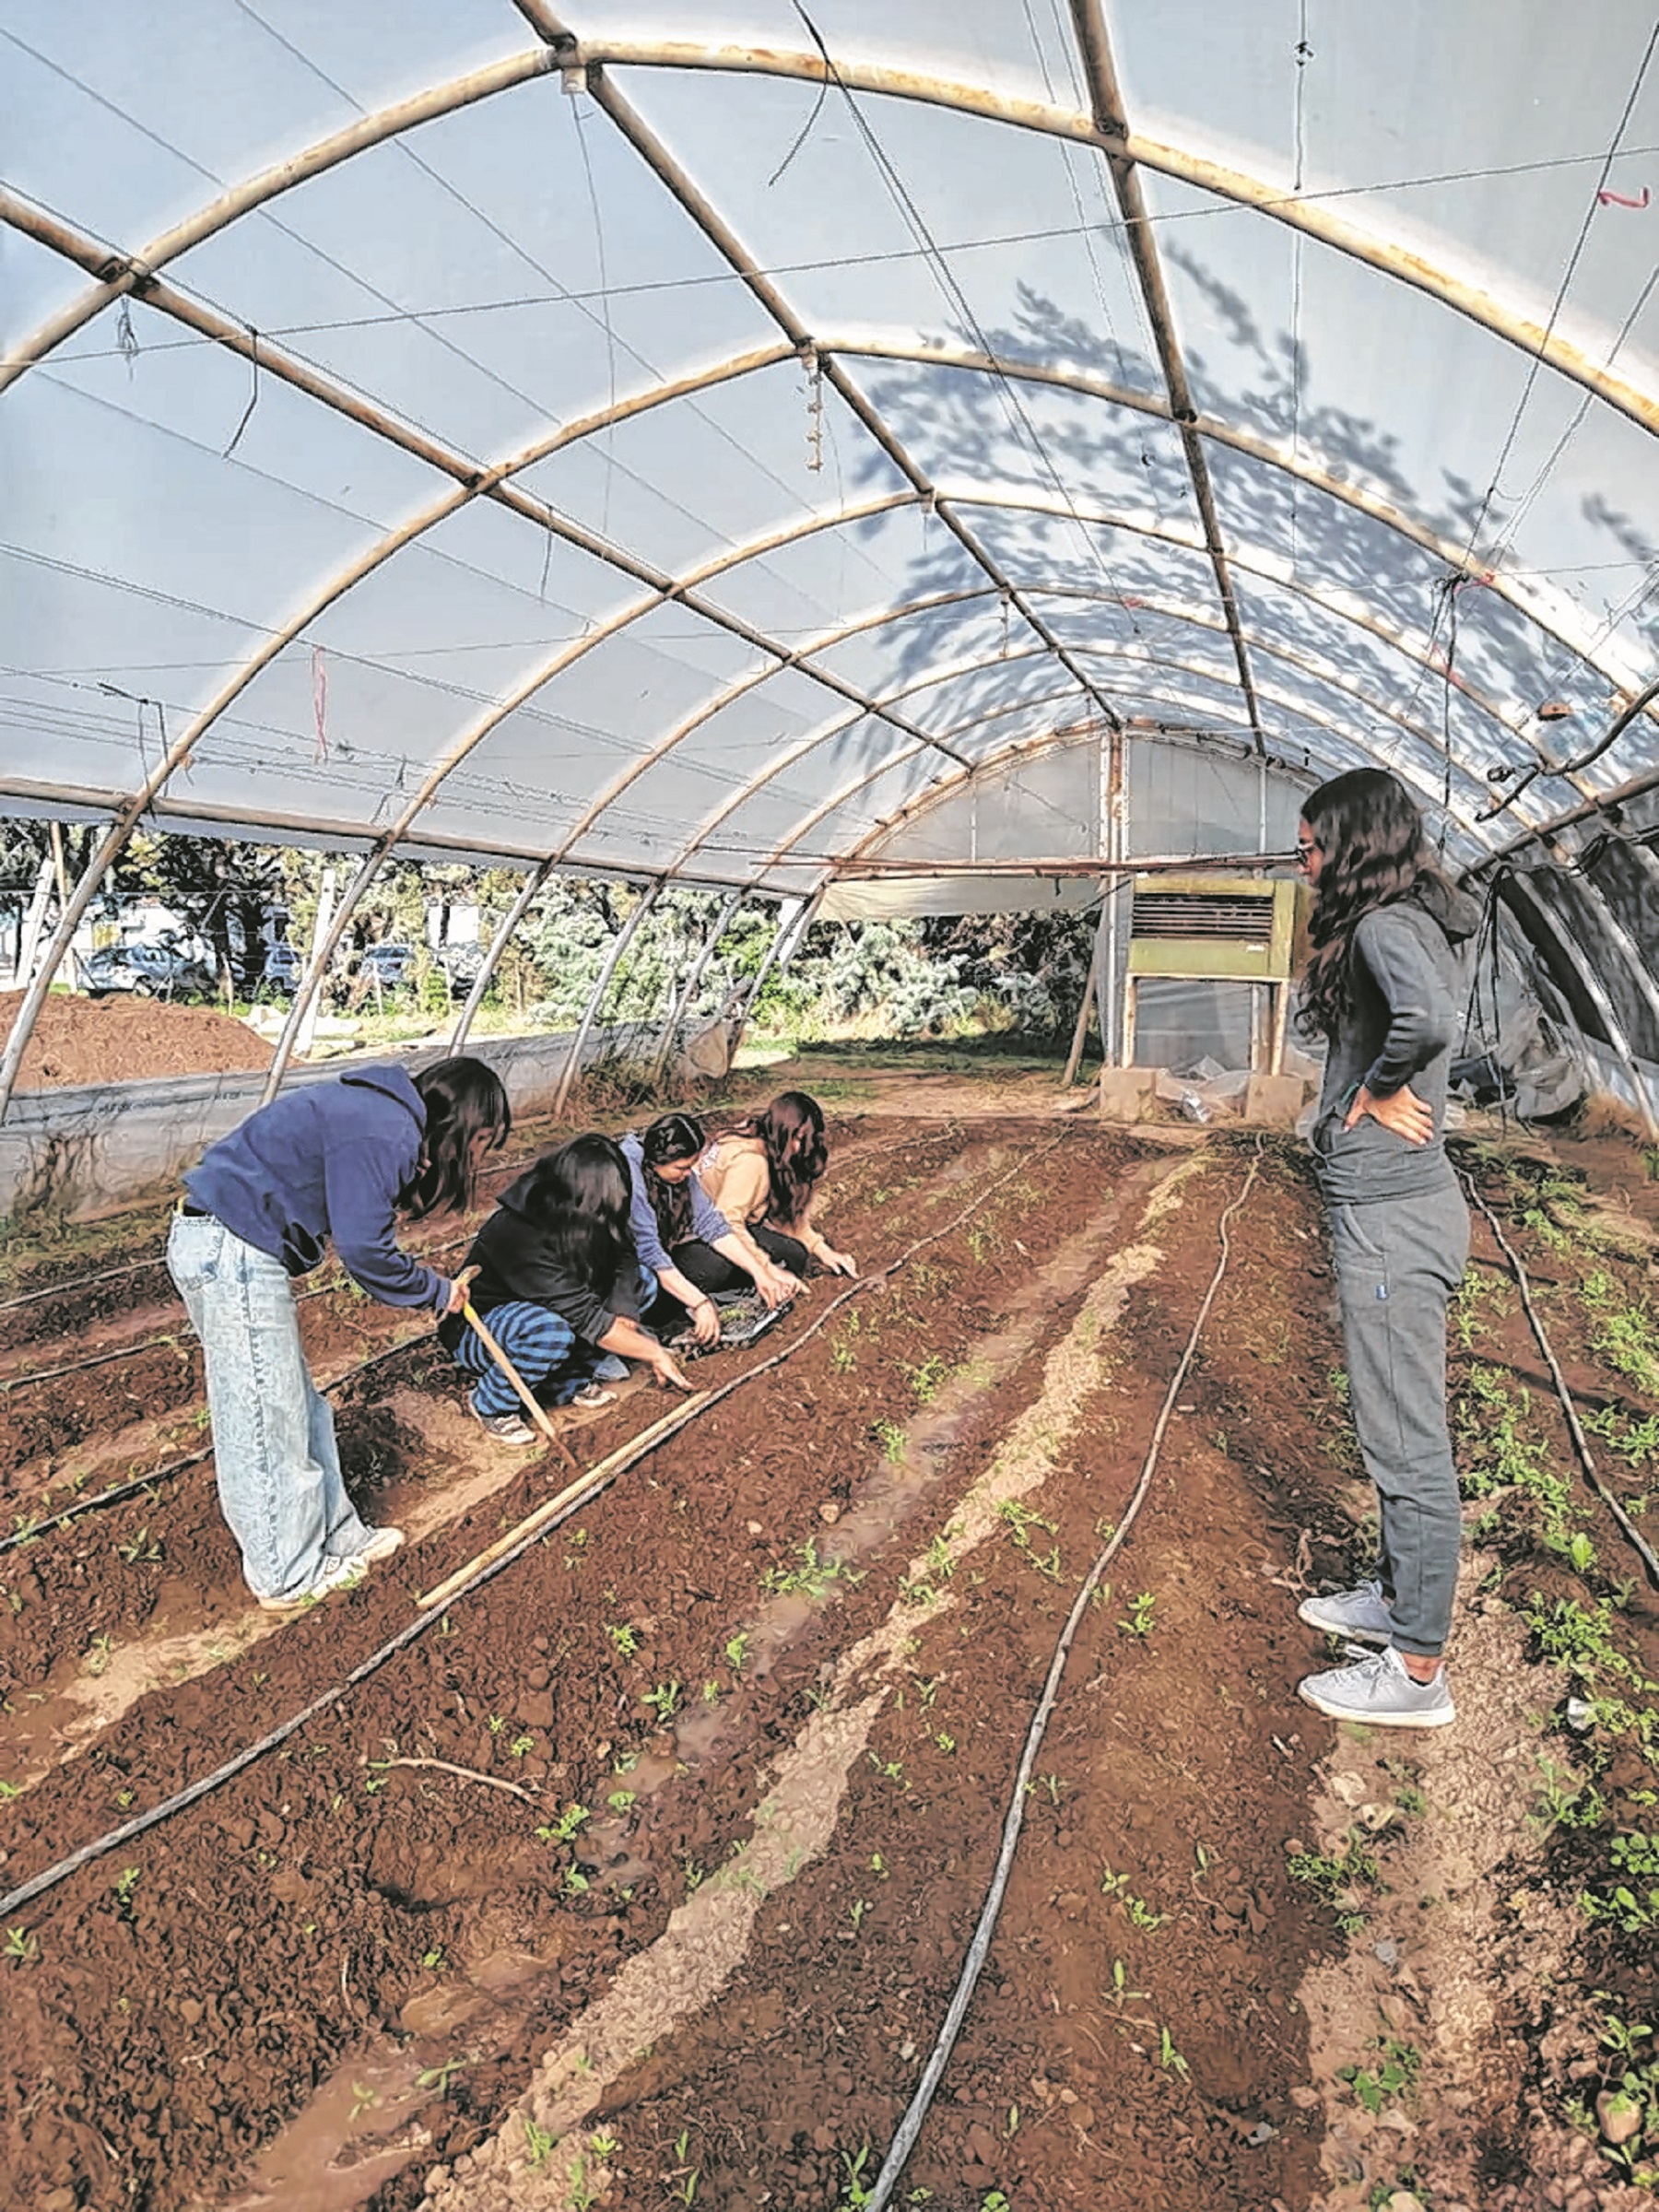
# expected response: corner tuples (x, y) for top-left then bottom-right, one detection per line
(1130, 889), (1275, 942)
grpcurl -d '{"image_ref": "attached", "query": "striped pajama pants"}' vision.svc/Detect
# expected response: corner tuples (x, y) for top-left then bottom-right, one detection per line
(451, 1301), (598, 1418)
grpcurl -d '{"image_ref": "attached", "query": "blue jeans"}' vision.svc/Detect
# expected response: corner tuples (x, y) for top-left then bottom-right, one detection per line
(167, 1212), (373, 1604)
(1328, 1181), (1470, 1657)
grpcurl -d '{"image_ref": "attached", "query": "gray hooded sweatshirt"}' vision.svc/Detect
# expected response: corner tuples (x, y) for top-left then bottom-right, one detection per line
(1308, 878), (1481, 1205)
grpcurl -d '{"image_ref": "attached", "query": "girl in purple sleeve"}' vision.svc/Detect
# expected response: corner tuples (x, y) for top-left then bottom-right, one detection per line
(1291, 771), (1478, 1729)
(168, 1057), (510, 1612)
(620, 1112), (802, 1349)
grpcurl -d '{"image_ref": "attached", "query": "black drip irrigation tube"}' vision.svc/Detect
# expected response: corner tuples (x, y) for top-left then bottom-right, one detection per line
(863, 1139), (1265, 2212)
(0, 1326), (447, 1558)
(1462, 1169), (1659, 1591)
(0, 1131), (1069, 1924)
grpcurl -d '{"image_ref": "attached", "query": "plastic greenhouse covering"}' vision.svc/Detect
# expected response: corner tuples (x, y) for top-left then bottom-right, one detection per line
(2, 0), (1658, 1127)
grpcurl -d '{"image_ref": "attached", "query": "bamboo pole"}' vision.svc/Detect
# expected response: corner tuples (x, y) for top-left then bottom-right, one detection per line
(417, 1391), (712, 1608)
(461, 1299), (579, 1470)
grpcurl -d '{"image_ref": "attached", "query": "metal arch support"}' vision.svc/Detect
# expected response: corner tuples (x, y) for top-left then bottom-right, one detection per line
(731, 888), (823, 1053)
(650, 888), (746, 1084)
(0, 48), (559, 396)
(543, 584), (993, 870)
(971, 506), (1553, 759)
(553, 881), (664, 1120)
(669, 629), (1496, 888)
(1500, 873), (1659, 1140)
(557, 46), (1130, 746)
(537, 32), (1659, 440)
(1066, 0), (1263, 751)
(758, 665), (1497, 886)
(449, 859), (556, 1054)
(0, 322), (797, 1118)
(6, 192), (1638, 835)
(837, 338), (1659, 712)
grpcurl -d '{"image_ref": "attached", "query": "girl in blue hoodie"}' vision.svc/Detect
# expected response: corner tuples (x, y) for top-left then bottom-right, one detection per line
(1289, 771), (1478, 1730)
(168, 1057), (510, 1612)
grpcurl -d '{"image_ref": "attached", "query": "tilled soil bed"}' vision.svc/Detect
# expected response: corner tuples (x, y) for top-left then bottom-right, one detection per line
(0, 1109), (1656, 2212)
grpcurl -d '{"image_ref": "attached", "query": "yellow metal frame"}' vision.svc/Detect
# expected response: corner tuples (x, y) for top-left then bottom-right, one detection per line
(1123, 874), (1307, 1075)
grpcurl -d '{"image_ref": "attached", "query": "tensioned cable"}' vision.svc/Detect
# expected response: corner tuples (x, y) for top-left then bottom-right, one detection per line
(1461, 1169), (1659, 1589)
(863, 1138), (1265, 2211)
(0, 1126), (1066, 1921)
(31, 147), (1659, 374)
(1457, 13), (1659, 573)
(786, 0), (1142, 631)
(1287, 0), (1312, 579)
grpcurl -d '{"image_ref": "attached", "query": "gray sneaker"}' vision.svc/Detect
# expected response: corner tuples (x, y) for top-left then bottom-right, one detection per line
(592, 1353), (629, 1383)
(1298, 1578), (1394, 1645)
(1298, 1644), (1455, 1729)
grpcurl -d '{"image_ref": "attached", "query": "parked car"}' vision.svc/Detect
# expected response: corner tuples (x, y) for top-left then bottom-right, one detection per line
(354, 942), (418, 990)
(81, 940), (217, 1000)
(258, 945), (302, 994)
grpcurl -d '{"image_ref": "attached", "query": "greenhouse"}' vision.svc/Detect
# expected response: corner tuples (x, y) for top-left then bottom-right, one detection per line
(2, 4), (1658, 2208)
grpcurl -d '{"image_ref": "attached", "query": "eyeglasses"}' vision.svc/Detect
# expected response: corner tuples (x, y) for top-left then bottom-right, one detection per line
(1294, 840), (1318, 863)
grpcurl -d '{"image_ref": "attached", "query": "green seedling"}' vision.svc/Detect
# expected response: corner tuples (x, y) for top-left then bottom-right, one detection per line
(1158, 2026), (1190, 2078)
(348, 2081), (380, 2123)
(1119, 1592), (1157, 1639)
(724, 1632), (750, 1671)
(5, 1925), (38, 1964)
(523, 2116), (556, 2171)
(112, 1865), (140, 1908)
(1108, 1958), (1149, 2009)
(841, 2141), (876, 2209)
(849, 1898), (869, 1933)
(1339, 2038), (1419, 2113)
(643, 1679), (682, 1722)
(870, 1852), (888, 1879)
(421, 1947), (446, 1971)
(903, 1355), (948, 1405)
(510, 1734), (535, 1759)
(1288, 1834), (1381, 1933)
(606, 1623), (640, 1657)
(761, 1539), (862, 1600)
(590, 2132), (619, 2158)
(117, 1526), (161, 1565)
(1100, 1864), (1166, 1929)
(0, 1779), (20, 1802)
(487, 1714), (506, 1735)
(607, 1790), (637, 1814)
(536, 1802), (591, 1844)
(82, 1633), (115, 1678)
(873, 1418), (908, 1465)
(935, 1731), (957, 1754)
(564, 1867), (591, 1894)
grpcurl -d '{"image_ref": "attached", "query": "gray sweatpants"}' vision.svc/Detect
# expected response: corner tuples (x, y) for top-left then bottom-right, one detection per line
(1327, 1181), (1469, 1657)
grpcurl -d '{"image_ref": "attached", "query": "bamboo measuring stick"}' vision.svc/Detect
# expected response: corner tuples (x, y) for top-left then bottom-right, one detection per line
(461, 1298), (579, 1471)
(416, 1389), (712, 1609)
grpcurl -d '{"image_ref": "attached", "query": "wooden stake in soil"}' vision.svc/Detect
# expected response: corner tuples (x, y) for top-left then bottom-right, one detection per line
(461, 1298), (579, 1472)
(416, 1391), (712, 1610)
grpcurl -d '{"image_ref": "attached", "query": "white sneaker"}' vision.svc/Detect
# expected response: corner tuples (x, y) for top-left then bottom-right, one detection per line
(1298, 1578), (1394, 1645)
(1298, 1644), (1455, 1729)
(257, 1549), (369, 1616)
(348, 1525), (405, 1567)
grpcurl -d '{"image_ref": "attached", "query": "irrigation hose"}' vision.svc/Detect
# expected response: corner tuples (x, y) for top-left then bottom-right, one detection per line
(0, 1324), (445, 1558)
(0, 1131), (1068, 1923)
(863, 1140), (1264, 2212)
(1462, 1171), (1659, 1591)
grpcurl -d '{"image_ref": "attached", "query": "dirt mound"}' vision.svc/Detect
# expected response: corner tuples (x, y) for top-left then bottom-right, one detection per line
(0, 990), (273, 1089)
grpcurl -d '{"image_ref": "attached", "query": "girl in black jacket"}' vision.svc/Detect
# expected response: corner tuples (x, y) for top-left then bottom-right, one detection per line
(441, 1133), (691, 1442)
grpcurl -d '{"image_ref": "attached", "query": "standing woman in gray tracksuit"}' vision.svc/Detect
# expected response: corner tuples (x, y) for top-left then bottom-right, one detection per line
(1291, 769), (1479, 1729)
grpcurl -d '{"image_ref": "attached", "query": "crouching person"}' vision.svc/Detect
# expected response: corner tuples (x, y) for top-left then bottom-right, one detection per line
(442, 1134), (692, 1442)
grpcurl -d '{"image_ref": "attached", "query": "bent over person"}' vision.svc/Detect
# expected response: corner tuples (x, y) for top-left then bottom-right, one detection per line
(168, 1058), (511, 1613)
(441, 1134), (691, 1442)
(1291, 769), (1477, 1729)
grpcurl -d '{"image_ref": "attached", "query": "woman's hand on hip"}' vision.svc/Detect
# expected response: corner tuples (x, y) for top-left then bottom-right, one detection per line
(1346, 1081), (1433, 1146)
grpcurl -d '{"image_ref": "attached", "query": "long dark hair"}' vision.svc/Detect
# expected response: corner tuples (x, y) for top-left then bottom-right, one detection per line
(523, 1135), (634, 1302)
(1297, 770), (1454, 1041)
(726, 1091), (829, 1227)
(638, 1111), (706, 1247)
(401, 1056), (512, 1219)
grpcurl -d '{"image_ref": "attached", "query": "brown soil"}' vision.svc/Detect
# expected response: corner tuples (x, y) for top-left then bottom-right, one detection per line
(1, 990), (273, 1090)
(0, 1102), (1654, 2212)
